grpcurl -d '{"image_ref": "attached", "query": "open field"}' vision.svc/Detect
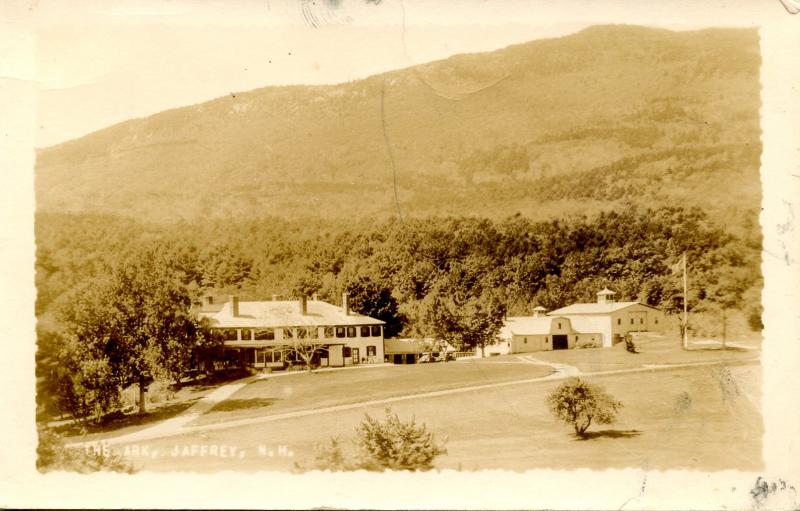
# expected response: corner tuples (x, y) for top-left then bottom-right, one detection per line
(112, 362), (761, 473)
(192, 361), (554, 427)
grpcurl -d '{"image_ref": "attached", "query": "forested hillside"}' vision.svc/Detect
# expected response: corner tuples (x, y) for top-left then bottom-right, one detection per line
(36, 206), (762, 340)
(35, 25), (761, 235)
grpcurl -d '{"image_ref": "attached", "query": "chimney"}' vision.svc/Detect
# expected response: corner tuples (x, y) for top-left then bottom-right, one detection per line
(229, 295), (239, 317)
(272, 294), (279, 301)
(203, 295), (214, 306)
(298, 295), (308, 315)
(532, 305), (547, 318)
(342, 292), (350, 316)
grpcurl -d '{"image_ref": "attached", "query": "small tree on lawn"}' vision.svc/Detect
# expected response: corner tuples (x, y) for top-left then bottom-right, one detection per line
(547, 378), (623, 437)
(354, 407), (447, 471)
(286, 325), (327, 373)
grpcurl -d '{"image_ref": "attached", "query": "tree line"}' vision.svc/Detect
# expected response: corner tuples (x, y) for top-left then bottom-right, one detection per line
(35, 205), (762, 421)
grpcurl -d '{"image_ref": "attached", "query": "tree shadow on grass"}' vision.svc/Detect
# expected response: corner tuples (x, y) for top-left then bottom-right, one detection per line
(209, 398), (280, 413)
(54, 398), (202, 437)
(576, 429), (642, 441)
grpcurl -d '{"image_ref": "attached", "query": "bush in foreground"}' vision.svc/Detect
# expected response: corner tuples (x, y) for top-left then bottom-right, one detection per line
(305, 407), (447, 472)
(37, 427), (134, 474)
(547, 378), (623, 437)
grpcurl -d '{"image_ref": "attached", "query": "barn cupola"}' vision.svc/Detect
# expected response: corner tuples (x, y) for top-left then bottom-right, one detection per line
(532, 305), (547, 318)
(596, 288), (616, 304)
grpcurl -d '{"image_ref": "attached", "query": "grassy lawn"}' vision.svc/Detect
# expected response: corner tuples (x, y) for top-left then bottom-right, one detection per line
(191, 361), (554, 427)
(482, 333), (761, 373)
(114, 362), (761, 473)
(56, 372), (244, 442)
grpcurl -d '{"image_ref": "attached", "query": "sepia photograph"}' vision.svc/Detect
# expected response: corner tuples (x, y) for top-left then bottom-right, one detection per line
(1, 0), (799, 509)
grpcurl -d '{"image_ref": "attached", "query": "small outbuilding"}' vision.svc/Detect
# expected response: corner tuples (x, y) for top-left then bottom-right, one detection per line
(383, 338), (456, 364)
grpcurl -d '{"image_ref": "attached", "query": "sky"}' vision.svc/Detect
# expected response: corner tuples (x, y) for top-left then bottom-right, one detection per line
(19, 0), (765, 147)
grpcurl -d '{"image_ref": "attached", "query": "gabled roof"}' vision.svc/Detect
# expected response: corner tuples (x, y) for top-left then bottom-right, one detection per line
(547, 301), (659, 315)
(199, 299), (384, 328)
(500, 315), (606, 337)
(502, 316), (554, 336)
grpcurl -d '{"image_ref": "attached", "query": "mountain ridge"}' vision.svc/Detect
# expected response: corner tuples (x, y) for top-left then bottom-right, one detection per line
(35, 24), (761, 232)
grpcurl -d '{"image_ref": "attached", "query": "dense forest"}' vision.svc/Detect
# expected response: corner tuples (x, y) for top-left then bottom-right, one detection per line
(36, 206), (762, 341)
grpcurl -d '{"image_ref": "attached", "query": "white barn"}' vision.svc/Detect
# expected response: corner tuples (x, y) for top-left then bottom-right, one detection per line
(499, 288), (666, 354)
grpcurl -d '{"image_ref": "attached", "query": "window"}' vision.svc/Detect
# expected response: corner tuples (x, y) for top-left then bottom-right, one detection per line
(255, 350), (265, 364)
(524, 337), (528, 344)
(217, 328), (238, 340)
(371, 325), (381, 337)
(575, 336), (578, 341)
(335, 327), (346, 338)
(347, 326), (356, 338)
(640, 318), (644, 324)
(367, 346), (376, 356)
(324, 326), (335, 338)
(655, 318), (658, 324)
(267, 349), (283, 363)
(557, 322), (562, 330)
(343, 347), (352, 357)
(254, 329), (274, 341)
(360, 326), (370, 337)
(630, 318), (634, 325)
(617, 318), (621, 325)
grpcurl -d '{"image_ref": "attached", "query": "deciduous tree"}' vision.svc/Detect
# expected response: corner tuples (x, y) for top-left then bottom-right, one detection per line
(58, 247), (205, 417)
(547, 378), (623, 437)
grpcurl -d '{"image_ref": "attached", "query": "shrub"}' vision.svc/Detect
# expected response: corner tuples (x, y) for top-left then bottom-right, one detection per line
(354, 407), (447, 471)
(37, 427), (134, 474)
(547, 378), (623, 437)
(624, 334), (638, 354)
(303, 408), (447, 472)
(747, 306), (763, 332)
(309, 437), (352, 472)
(146, 380), (176, 404)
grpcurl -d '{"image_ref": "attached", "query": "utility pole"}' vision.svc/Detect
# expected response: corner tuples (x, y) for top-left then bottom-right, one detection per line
(682, 252), (689, 350)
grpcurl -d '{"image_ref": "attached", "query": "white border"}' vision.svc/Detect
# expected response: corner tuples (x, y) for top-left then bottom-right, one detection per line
(1, 1), (798, 509)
